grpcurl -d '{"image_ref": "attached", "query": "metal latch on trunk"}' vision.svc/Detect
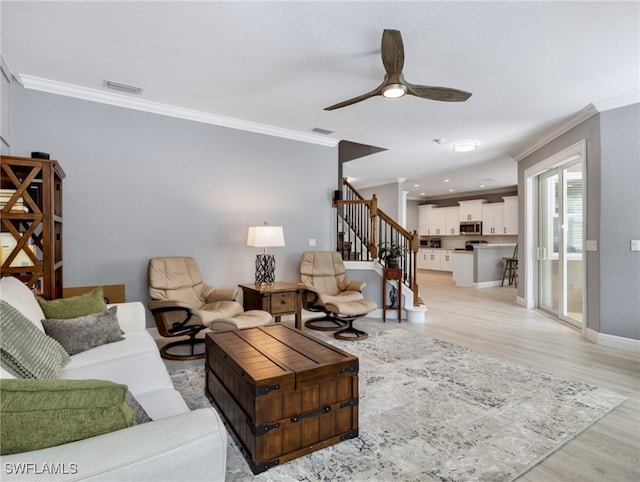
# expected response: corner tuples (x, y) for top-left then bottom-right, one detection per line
(252, 383), (280, 396)
(339, 361), (359, 374)
(340, 397), (359, 409)
(249, 420), (281, 436)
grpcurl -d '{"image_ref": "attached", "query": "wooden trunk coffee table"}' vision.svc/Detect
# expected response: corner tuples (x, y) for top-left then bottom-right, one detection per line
(205, 324), (359, 474)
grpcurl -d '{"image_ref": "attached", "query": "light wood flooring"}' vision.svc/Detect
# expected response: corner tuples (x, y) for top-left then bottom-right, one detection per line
(411, 270), (639, 482)
(160, 270), (639, 481)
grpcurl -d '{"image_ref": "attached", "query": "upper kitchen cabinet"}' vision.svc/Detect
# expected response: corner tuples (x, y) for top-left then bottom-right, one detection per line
(418, 204), (436, 235)
(444, 206), (460, 236)
(502, 196), (518, 235)
(482, 203), (504, 235)
(419, 205), (459, 236)
(458, 200), (487, 222)
(430, 209), (447, 236)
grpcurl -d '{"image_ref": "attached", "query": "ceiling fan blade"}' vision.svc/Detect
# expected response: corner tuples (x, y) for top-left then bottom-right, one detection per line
(404, 81), (472, 102)
(381, 29), (404, 78)
(324, 83), (384, 111)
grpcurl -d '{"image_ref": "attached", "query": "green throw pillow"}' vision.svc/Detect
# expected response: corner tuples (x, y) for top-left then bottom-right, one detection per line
(0, 300), (70, 379)
(37, 286), (107, 320)
(0, 378), (137, 455)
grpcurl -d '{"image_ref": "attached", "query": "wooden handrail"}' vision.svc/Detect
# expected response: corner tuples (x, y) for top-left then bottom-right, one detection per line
(336, 178), (421, 307)
(343, 178), (366, 200)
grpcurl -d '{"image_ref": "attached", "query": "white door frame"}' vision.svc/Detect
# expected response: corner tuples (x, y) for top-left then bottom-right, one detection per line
(523, 140), (587, 337)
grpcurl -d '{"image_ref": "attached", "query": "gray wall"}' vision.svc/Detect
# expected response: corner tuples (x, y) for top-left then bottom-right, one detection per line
(599, 104), (640, 339)
(406, 199), (420, 233)
(517, 104), (639, 340)
(11, 86), (337, 326)
(1, 58), (12, 154)
(359, 182), (400, 222)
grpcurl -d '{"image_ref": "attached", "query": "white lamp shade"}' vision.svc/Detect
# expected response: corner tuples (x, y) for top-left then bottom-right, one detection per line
(247, 226), (285, 248)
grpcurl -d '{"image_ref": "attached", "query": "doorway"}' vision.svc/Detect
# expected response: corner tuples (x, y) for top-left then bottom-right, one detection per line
(536, 159), (584, 326)
(524, 140), (586, 331)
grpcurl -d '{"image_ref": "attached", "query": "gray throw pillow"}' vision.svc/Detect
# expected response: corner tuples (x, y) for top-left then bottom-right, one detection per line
(0, 300), (70, 379)
(42, 306), (124, 356)
(125, 391), (153, 424)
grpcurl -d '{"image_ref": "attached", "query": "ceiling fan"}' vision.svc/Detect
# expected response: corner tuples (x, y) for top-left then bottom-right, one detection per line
(324, 29), (472, 111)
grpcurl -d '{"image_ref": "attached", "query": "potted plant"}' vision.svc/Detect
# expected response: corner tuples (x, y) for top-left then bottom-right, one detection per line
(378, 242), (405, 269)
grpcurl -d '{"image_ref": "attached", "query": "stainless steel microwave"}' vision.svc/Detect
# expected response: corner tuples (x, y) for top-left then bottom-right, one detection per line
(460, 222), (482, 235)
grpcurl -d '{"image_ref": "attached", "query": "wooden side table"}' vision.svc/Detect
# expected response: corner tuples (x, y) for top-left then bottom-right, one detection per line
(239, 282), (304, 330)
(382, 268), (402, 323)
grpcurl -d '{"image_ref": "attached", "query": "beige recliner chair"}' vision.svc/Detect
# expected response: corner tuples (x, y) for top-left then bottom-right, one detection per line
(147, 256), (272, 360)
(300, 251), (377, 340)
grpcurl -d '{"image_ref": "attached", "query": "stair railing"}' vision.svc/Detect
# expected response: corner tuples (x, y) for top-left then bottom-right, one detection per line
(334, 178), (420, 306)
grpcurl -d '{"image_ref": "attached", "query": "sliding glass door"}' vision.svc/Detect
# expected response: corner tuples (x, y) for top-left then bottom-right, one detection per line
(536, 158), (584, 326)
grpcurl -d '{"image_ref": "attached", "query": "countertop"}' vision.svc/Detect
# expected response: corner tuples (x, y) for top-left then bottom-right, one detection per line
(474, 243), (516, 249)
(421, 244), (516, 251)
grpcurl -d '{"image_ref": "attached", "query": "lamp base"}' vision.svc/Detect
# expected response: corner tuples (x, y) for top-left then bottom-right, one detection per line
(255, 254), (276, 285)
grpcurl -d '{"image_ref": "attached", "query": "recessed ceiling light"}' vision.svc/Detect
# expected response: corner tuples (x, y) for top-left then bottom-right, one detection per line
(444, 179), (450, 183)
(414, 184), (419, 188)
(421, 193), (426, 196)
(451, 141), (478, 152)
(480, 184), (486, 188)
(449, 189), (455, 192)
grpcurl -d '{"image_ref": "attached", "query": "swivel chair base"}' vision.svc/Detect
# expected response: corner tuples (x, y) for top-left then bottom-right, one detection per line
(160, 324), (206, 360)
(304, 314), (347, 332)
(159, 338), (205, 360)
(334, 318), (368, 341)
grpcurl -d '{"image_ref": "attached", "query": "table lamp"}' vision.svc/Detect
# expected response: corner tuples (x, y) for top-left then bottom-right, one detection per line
(247, 222), (285, 285)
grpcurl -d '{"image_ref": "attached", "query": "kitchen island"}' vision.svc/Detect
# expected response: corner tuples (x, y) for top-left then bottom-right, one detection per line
(452, 244), (517, 288)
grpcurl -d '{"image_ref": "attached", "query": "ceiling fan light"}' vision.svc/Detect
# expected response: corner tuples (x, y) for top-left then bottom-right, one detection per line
(451, 141), (478, 152)
(382, 83), (407, 99)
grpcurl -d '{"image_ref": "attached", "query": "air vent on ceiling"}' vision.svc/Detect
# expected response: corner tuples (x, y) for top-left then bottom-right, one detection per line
(104, 80), (143, 94)
(311, 127), (334, 135)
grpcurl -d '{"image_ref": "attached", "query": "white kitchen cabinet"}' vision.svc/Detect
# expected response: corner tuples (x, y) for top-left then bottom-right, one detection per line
(417, 249), (430, 269)
(430, 209), (447, 236)
(418, 204), (436, 235)
(444, 207), (460, 236)
(418, 249), (453, 272)
(419, 206), (458, 236)
(458, 200), (487, 222)
(423, 249), (441, 270)
(440, 250), (454, 272)
(503, 196), (518, 235)
(482, 203), (504, 235)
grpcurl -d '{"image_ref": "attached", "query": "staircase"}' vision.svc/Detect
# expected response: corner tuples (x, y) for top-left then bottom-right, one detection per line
(334, 178), (421, 307)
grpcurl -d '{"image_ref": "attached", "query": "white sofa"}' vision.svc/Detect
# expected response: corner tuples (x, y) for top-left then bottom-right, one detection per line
(0, 276), (227, 481)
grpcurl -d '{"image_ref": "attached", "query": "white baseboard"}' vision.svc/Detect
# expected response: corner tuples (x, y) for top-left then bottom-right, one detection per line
(586, 328), (640, 353)
(473, 280), (502, 289)
(517, 296), (534, 308)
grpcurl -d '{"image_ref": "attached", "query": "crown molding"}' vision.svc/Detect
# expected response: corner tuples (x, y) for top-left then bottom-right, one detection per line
(514, 104), (598, 162)
(593, 91), (640, 112)
(514, 92), (640, 162)
(14, 74), (339, 148)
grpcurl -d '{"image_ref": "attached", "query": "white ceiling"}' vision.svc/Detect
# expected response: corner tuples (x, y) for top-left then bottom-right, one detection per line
(2, 1), (638, 199)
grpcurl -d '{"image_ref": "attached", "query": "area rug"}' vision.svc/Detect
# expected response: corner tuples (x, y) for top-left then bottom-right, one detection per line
(169, 328), (625, 481)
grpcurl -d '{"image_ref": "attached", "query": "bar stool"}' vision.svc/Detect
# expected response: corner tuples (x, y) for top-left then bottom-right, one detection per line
(501, 244), (518, 287)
